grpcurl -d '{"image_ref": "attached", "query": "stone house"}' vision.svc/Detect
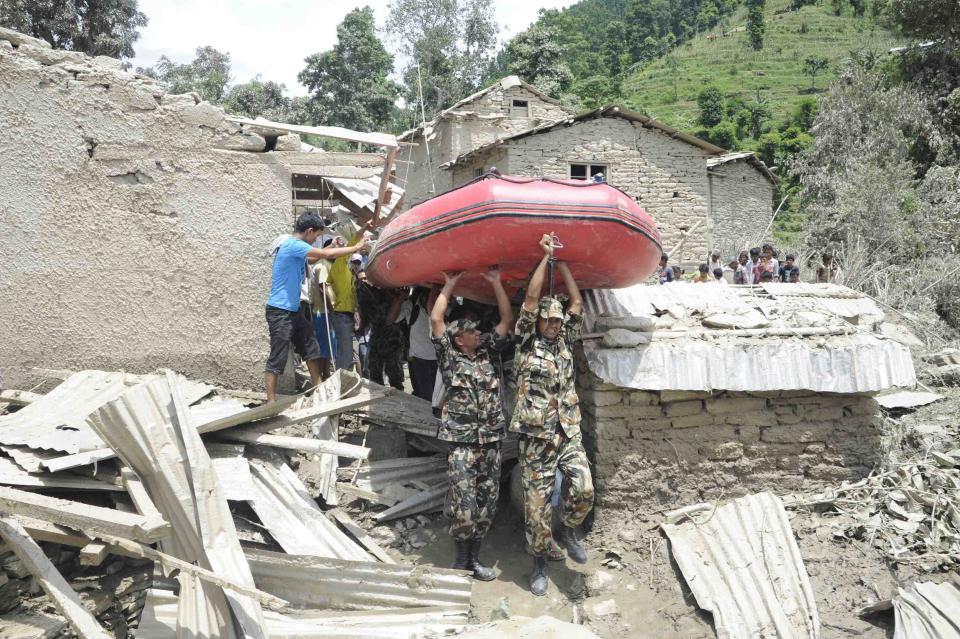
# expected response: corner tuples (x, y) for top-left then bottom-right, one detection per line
(399, 77), (776, 263)
(0, 27), (397, 390)
(576, 282), (917, 521)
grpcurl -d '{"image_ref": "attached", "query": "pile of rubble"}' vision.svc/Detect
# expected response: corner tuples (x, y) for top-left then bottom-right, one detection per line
(789, 451), (960, 571)
(0, 368), (474, 637)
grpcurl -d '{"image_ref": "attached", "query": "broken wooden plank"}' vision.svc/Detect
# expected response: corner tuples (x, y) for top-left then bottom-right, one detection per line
(0, 516), (112, 639)
(328, 509), (396, 564)
(220, 431), (370, 459)
(79, 542), (109, 567)
(14, 516), (135, 557)
(0, 455), (122, 492)
(288, 165), (381, 179)
(119, 467), (164, 524)
(0, 485), (169, 542)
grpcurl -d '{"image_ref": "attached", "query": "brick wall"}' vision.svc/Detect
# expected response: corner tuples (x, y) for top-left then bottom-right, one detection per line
(708, 158), (776, 258)
(482, 117), (713, 262)
(575, 369), (880, 519)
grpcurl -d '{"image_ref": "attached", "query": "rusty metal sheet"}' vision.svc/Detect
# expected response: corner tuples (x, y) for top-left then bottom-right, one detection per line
(662, 492), (821, 639)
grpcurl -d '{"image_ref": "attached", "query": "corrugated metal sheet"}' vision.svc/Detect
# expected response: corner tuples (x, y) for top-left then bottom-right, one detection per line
(323, 176), (404, 219)
(760, 283), (884, 319)
(586, 333), (915, 393)
(583, 283), (916, 392)
(286, 373), (345, 507)
(662, 492), (821, 639)
(246, 550), (472, 612)
(247, 455), (372, 562)
(0, 371), (131, 454)
(89, 372), (266, 639)
(0, 455), (121, 491)
(893, 581), (960, 639)
(137, 590), (468, 639)
(0, 371), (212, 455)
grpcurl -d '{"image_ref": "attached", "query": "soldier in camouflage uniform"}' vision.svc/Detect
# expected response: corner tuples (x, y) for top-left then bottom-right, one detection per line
(355, 276), (406, 389)
(430, 269), (513, 581)
(510, 234), (594, 596)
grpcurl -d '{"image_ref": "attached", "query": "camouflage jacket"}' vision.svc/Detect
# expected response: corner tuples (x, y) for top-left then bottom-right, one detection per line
(509, 307), (583, 439)
(432, 331), (510, 444)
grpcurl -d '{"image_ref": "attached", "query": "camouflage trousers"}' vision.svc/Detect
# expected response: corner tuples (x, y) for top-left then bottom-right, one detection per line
(445, 442), (502, 542)
(519, 430), (594, 556)
(368, 325), (404, 390)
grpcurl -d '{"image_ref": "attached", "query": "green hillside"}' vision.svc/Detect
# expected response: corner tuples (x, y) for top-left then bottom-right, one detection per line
(622, 0), (904, 131)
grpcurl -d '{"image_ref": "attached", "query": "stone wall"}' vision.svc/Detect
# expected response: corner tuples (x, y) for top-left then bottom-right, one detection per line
(0, 30), (299, 390)
(575, 369), (880, 520)
(478, 117), (714, 261)
(708, 158), (775, 258)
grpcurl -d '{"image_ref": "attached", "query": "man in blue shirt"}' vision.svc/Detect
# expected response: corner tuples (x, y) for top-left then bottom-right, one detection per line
(265, 213), (366, 401)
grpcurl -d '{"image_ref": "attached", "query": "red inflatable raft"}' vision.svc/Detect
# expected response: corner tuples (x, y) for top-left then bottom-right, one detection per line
(366, 173), (662, 304)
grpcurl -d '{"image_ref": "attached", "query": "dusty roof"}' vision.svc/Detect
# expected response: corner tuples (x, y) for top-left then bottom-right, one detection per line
(397, 75), (572, 142)
(582, 282), (917, 393)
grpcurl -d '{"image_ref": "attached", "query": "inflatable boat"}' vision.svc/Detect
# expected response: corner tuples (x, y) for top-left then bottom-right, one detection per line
(366, 173), (662, 304)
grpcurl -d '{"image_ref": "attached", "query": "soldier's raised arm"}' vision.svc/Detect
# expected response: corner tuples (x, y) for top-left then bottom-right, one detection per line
(481, 267), (512, 337)
(431, 271), (461, 338)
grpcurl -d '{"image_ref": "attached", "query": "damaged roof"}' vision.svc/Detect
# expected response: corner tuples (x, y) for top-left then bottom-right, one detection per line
(582, 282), (917, 393)
(398, 76), (572, 142)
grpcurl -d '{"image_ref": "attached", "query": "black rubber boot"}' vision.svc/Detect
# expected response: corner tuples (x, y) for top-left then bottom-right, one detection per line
(451, 540), (470, 570)
(529, 555), (548, 596)
(560, 525), (588, 564)
(467, 538), (496, 581)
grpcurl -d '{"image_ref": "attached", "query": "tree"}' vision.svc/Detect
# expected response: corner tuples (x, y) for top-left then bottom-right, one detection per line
(139, 46), (232, 103)
(704, 120), (739, 149)
(0, 0), (147, 58)
(882, 0), (960, 43)
(570, 75), (620, 110)
(696, 87), (725, 127)
(803, 55), (829, 90)
(745, 90), (772, 138)
(746, 0), (765, 51)
(223, 77), (306, 123)
(299, 7), (401, 132)
(505, 23), (574, 97)
(664, 53), (680, 102)
(386, 0), (497, 118)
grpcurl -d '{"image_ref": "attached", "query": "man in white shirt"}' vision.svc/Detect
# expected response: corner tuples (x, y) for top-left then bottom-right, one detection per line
(405, 286), (440, 402)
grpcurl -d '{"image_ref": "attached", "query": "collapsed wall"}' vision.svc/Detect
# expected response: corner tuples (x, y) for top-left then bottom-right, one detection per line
(0, 28), (296, 389)
(576, 368), (881, 519)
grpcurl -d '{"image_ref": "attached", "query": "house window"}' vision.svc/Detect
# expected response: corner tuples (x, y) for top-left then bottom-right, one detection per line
(511, 99), (529, 117)
(570, 163), (608, 181)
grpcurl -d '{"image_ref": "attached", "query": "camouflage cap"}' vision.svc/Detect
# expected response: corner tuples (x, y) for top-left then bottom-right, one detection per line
(447, 318), (480, 339)
(538, 297), (564, 320)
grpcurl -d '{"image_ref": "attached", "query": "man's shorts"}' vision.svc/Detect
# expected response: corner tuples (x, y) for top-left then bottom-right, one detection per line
(265, 304), (323, 374)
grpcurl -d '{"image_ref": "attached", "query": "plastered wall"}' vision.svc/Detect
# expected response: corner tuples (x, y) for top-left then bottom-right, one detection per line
(0, 32), (296, 389)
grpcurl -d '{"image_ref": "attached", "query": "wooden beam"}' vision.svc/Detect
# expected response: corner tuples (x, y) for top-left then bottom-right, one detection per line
(220, 432), (369, 460)
(279, 152), (385, 167)
(0, 485), (169, 543)
(78, 542), (109, 567)
(120, 468), (164, 523)
(226, 116), (398, 149)
(288, 165), (381, 179)
(328, 509), (396, 564)
(0, 516), (112, 639)
(372, 146), (398, 227)
(335, 482), (398, 506)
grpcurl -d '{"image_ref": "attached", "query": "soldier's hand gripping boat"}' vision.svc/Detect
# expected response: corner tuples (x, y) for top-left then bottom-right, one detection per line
(366, 172), (662, 303)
